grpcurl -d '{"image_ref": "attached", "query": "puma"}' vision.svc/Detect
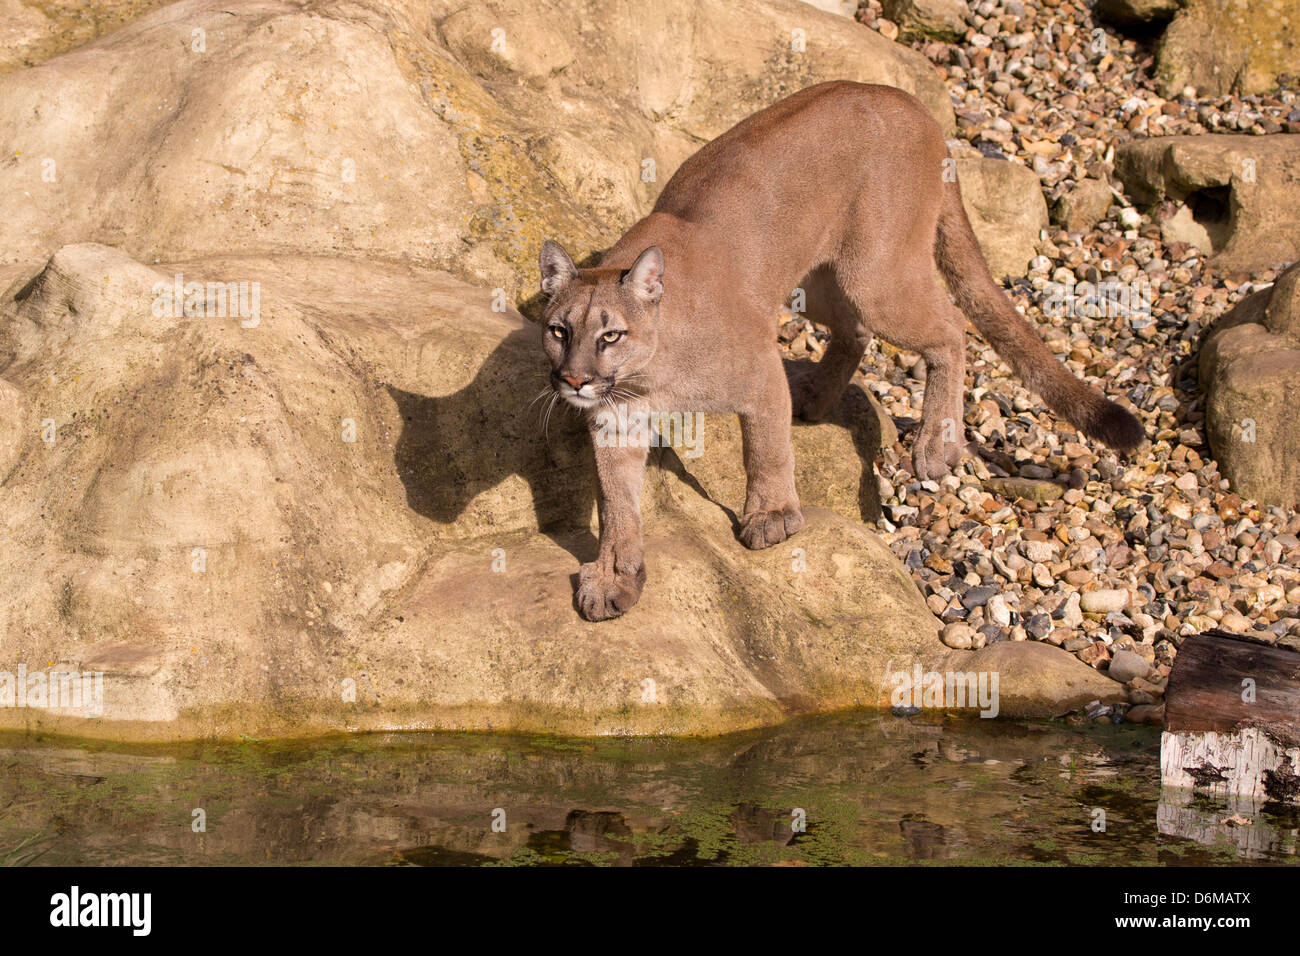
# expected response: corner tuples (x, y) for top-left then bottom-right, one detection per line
(537, 80), (1143, 622)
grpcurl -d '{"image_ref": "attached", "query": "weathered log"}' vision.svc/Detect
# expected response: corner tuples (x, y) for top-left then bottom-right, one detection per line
(1160, 631), (1300, 803)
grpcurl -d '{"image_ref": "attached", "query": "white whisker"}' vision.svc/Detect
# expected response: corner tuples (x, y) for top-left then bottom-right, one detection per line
(541, 392), (560, 438)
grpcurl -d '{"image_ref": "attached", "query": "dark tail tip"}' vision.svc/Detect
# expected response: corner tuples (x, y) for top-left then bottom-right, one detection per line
(1086, 399), (1145, 454)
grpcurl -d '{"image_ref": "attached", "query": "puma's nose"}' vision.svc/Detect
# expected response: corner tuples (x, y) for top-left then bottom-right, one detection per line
(562, 375), (591, 389)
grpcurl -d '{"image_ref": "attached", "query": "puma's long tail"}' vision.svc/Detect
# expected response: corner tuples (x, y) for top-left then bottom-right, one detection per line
(934, 179), (1144, 454)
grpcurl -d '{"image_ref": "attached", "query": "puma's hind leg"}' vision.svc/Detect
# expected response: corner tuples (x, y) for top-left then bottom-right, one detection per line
(787, 267), (871, 422)
(909, 314), (969, 481)
(840, 269), (970, 481)
(739, 347), (804, 549)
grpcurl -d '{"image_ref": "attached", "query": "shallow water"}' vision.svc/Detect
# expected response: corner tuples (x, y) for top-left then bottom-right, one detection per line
(1, 713), (1297, 866)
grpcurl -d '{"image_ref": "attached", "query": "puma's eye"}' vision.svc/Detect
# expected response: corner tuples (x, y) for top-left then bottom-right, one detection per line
(548, 325), (566, 340)
(601, 330), (626, 344)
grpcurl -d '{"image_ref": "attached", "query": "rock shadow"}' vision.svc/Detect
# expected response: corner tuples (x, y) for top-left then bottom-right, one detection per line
(387, 323), (597, 561)
(783, 357), (885, 523)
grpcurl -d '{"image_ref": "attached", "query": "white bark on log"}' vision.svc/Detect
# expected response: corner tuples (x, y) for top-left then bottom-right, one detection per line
(1161, 726), (1300, 801)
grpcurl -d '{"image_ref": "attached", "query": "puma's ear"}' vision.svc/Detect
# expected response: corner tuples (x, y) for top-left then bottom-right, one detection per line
(539, 240), (578, 296)
(622, 246), (665, 303)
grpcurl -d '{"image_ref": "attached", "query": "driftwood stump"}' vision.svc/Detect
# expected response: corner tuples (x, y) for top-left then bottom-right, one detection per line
(1161, 631), (1300, 803)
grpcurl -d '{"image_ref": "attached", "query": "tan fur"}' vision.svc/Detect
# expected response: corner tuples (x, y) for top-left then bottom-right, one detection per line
(538, 81), (1143, 621)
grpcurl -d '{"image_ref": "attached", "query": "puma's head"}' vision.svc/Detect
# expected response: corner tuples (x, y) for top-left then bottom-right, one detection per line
(538, 240), (663, 410)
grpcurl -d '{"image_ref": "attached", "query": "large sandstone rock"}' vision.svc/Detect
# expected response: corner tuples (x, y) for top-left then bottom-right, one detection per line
(881, 0), (968, 42)
(0, 0), (955, 296)
(0, 243), (919, 739)
(1199, 261), (1300, 509)
(0, 244), (1123, 740)
(946, 643), (1127, 718)
(797, 0), (857, 15)
(1156, 0), (1300, 97)
(954, 155), (1050, 279)
(1115, 135), (1300, 272)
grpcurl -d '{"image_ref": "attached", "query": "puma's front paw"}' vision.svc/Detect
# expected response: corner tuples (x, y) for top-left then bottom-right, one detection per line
(738, 505), (804, 550)
(576, 560), (646, 621)
(912, 422), (967, 481)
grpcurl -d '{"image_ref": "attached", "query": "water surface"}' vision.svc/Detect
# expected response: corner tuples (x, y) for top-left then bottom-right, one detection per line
(2, 713), (1296, 866)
